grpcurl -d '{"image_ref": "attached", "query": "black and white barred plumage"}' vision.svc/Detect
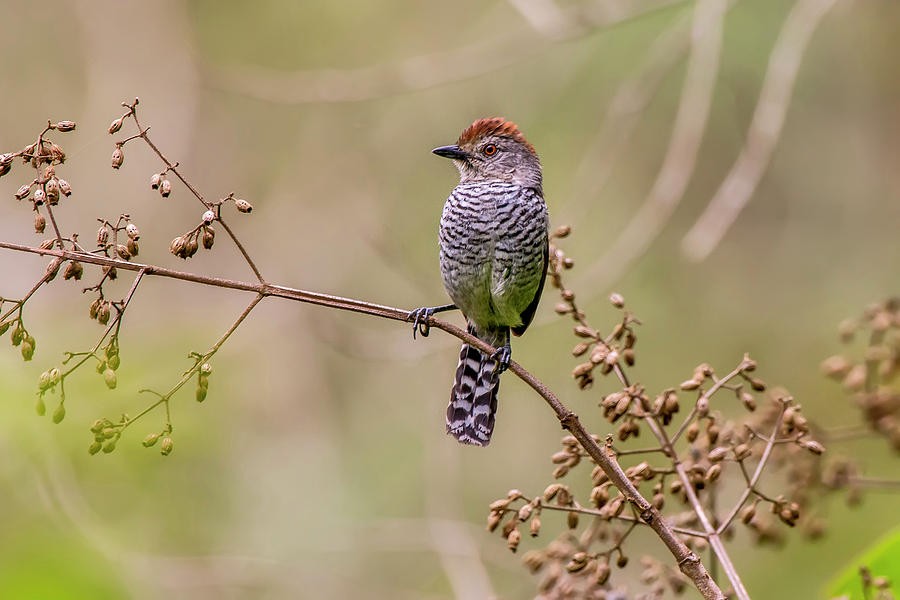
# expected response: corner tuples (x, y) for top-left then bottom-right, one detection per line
(419, 118), (548, 446)
(440, 182), (548, 445)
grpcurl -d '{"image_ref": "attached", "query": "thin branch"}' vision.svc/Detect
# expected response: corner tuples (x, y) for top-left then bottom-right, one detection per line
(0, 257), (63, 324)
(126, 106), (266, 284)
(206, 0), (687, 104)
(534, 502), (706, 538)
(124, 293), (264, 431)
(0, 237), (724, 600)
(61, 268), (146, 379)
(681, 0), (839, 261)
(717, 403), (787, 534)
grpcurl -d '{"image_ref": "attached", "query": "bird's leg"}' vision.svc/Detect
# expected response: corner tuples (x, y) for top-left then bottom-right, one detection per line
(407, 303), (457, 339)
(491, 329), (512, 374)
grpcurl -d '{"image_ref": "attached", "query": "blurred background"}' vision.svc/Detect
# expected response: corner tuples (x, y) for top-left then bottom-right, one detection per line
(1, 0), (898, 598)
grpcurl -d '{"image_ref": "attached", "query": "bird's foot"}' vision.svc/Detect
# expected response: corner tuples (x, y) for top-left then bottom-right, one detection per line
(407, 304), (457, 339)
(491, 344), (512, 375)
(408, 307), (436, 339)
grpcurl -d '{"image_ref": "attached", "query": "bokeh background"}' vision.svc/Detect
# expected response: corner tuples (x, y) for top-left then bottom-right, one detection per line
(1, 0), (898, 598)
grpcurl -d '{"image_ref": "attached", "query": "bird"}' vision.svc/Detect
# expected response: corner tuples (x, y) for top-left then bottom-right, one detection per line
(410, 117), (549, 446)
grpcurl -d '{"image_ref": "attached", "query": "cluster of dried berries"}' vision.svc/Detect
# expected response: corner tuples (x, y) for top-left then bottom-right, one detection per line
(3, 121), (76, 243)
(549, 235), (638, 392)
(821, 297), (900, 452)
(485, 229), (860, 596)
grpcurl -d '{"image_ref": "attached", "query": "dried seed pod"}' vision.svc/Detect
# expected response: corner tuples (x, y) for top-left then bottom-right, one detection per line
(109, 117), (124, 134)
(39, 239), (55, 250)
(88, 298), (103, 319)
(800, 439), (825, 455)
(97, 226), (109, 246)
(553, 224), (571, 238)
(150, 173), (162, 189)
(97, 302), (111, 325)
(115, 244), (131, 260)
(234, 198), (253, 213)
(15, 184), (32, 200)
(506, 528), (521, 552)
(185, 236), (199, 258)
(103, 265), (117, 280)
(680, 378), (701, 391)
(34, 213), (46, 233)
(160, 436), (174, 456)
(126, 238), (139, 257)
(529, 515), (541, 537)
(572, 362), (592, 378)
(733, 443), (751, 460)
(609, 293), (625, 308)
(142, 433), (160, 447)
(63, 260), (83, 280)
(169, 235), (186, 258)
(748, 377), (766, 392)
(33, 188), (46, 205)
(45, 178), (60, 204)
(708, 447), (729, 463)
(55, 120), (76, 132)
(45, 259), (60, 281)
(0, 153), (13, 167)
(595, 560), (611, 585)
(202, 209), (216, 224)
(58, 178), (72, 196)
(517, 503), (533, 522)
(111, 145), (124, 169)
(202, 227), (217, 249)
(574, 325), (595, 338)
(159, 178), (172, 197)
(196, 387), (207, 402)
(125, 223), (140, 239)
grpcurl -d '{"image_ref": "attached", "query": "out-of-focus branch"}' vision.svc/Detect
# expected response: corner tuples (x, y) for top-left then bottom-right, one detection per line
(680, 0), (838, 262)
(564, 9), (694, 228)
(505, 0), (573, 38)
(579, 0), (727, 291)
(206, 0), (685, 104)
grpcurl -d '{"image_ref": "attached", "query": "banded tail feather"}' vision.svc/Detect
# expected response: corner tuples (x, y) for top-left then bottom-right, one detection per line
(446, 325), (504, 446)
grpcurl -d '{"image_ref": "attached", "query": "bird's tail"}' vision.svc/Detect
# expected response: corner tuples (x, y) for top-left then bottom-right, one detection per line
(446, 324), (505, 446)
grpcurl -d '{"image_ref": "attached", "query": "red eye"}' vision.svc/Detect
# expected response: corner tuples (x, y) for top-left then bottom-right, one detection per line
(482, 144), (497, 156)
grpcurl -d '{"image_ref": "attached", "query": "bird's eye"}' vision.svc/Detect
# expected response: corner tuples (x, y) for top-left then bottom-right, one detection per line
(482, 144), (498, 156)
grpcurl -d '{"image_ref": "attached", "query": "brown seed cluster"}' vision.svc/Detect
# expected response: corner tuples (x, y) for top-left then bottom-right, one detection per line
(822, 298), (900, 452)
(483, 228), (884, 596)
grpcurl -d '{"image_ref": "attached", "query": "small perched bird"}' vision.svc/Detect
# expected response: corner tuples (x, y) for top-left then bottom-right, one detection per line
(410, 117), (549, 446)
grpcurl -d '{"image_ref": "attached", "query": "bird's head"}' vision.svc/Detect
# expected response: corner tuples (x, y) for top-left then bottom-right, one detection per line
(433, 117), (542, 190)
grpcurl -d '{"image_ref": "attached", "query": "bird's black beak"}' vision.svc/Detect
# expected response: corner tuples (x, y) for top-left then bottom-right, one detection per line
(432, 145), (469, 161)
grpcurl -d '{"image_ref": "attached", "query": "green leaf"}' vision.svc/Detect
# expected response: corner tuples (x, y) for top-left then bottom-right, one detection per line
(826, 526), (900, 598)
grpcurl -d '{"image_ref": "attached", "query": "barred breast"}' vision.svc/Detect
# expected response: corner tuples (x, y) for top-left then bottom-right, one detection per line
(438, 181), (548, 331)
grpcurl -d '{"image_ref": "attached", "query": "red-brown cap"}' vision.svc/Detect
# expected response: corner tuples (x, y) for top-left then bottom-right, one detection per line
(457, 117), (535, 155)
